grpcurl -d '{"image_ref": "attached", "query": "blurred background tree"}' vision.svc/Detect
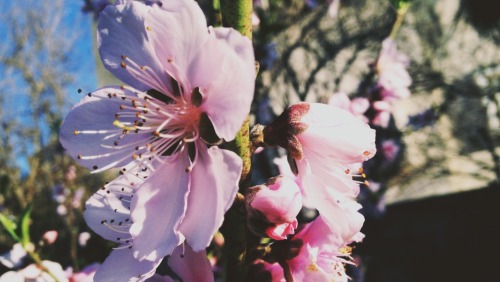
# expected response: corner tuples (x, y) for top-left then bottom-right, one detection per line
(0, 0), (109, 273)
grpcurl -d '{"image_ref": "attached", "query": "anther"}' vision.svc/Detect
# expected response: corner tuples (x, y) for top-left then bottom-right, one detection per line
(121, 62), (127, 68)
(73, 130), (80, 135)
(146, 26), (152, 31)
(363, 151), (371, 156)
(121, 55), (127, 59)
(77, 88), (82, 93)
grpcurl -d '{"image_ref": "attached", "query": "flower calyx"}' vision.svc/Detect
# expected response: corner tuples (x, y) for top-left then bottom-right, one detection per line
(261, 103), (310, 160)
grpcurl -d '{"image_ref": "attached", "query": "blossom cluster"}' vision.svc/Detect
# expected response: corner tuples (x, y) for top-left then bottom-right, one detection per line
(58, 0), (377, 281)
(248, 102), (375, 280)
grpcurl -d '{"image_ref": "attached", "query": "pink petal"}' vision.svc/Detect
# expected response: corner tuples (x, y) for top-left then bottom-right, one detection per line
(194, 27), (255, 141)
(178, 143), (241, 251)
(98, 1), (170, 93)
(328, 92), (351, 111)
(84, 164), (149, 243)
(167, 244), (214, 282)
(298, 103), (376, 163)
(266, 220), (298, 240)
(306, 188), (364, 245)
(297, 155), (360, 200)
(130, 153), (191, 261)
(93, 247), (161, 282)
(145, 0), (208, 91)
(350, 97), (370, 115)
(251, 177), (302, 224)
(59, 87), (147, 172)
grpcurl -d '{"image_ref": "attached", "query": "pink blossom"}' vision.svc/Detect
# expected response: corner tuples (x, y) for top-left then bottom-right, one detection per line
(328, 92), (370, 123)
(376, 38), (412, 100)
(381, 139), (400, 161)
(286, 215), (362, 282)
(263, 103), (374, 241)
(246, 176), (302, 240)
(372, 110), (391, 128)
(371, 100), (392, 128)
(57, 204), (68, 216)
(42, 230), (58, 245)
(61, 0), (255, 280)
(78, 232), (91, 247)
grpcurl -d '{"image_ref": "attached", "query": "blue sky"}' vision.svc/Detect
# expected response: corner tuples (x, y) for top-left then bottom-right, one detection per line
(0, 0), (98, 174)
(63, 1), (99, 107)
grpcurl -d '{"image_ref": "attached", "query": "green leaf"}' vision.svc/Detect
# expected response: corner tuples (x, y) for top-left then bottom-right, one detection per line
(19, 204), (32, 248)
(389, 0), (411, 9)
(0, 213), (20, 242)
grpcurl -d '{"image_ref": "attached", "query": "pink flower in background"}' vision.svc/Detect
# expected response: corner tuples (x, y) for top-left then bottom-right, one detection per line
(246, 176), (303, 240)
(381, 139), (400, 161)
(376, 38), (412, 100)
(42, 230), (59, 245)
(370, 100), (393, 128)
(328, 92), (370, 123)
(60, 0), (255, 280)
(78, 232), (91, 247)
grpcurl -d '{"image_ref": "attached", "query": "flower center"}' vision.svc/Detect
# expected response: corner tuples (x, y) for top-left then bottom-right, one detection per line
(73, 86), (203, 173)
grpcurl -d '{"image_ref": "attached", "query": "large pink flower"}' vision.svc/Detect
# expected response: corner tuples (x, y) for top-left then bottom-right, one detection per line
(60, 0), (254, 279)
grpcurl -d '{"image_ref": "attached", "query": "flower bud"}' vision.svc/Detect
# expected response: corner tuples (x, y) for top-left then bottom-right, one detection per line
(42, 230), (58, 245)
(245, 176), (302, 240)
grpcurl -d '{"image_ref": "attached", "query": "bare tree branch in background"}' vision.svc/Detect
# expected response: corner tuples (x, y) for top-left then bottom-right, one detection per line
(0, 1), (112, 270)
